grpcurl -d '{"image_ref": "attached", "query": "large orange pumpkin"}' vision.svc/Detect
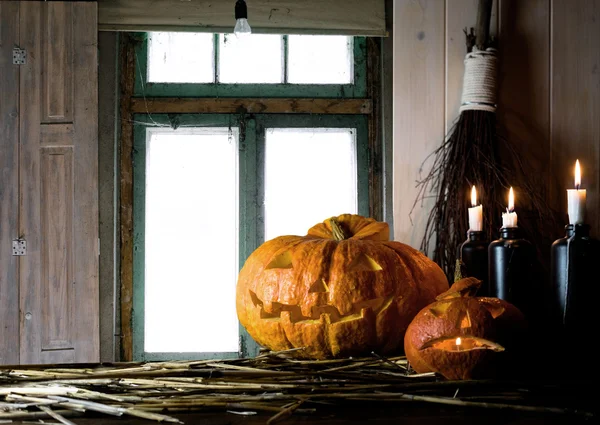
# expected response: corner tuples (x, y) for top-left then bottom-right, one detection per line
(236, 214), (449, 359)
(404, 277), (528, 380)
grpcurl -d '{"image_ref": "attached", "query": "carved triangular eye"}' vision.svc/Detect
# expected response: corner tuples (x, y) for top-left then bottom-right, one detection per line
(265, 250), (293, 269)
(348, 253), (382, 272)
(479, 300), (506, 319)
(309, 278), (329, 293)
(429, 301), (452, 317)
(459, 310), (472, 329)
(249, 290), (263, 307)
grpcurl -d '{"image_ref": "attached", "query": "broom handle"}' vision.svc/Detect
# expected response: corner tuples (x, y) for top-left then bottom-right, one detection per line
(475, 0), (493, 50)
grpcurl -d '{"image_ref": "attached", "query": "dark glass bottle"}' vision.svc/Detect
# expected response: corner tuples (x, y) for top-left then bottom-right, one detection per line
(488, 227), (535, 317)
(459, 231), (489, 295)
(549, 224), (600, 342)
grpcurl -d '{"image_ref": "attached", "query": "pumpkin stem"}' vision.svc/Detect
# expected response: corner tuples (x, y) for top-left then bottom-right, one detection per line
(330, 218), (348, 241)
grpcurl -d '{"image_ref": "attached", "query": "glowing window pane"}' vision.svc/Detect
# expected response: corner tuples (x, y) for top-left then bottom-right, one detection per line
(288, 36), (353, 84)
(148, 32), (214, 83)
(219, 34), (283, 83)
(264, 128), (358, 240)
(144, 127), (238, 353)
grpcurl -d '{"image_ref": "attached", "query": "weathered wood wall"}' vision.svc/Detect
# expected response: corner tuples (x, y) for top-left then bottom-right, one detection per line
(0, 1), (99, 365)
(0, 0), (21, 366)
(393, 0), (599, 253)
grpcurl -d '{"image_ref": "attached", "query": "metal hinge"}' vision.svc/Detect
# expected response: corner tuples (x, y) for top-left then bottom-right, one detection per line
(12, 239), (26, 256)
(13, 48), (26, 65)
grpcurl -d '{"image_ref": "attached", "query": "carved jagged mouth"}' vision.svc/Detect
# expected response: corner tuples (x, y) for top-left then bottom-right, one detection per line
(249, 290), (394, 324)
(419, 336), (505, 352)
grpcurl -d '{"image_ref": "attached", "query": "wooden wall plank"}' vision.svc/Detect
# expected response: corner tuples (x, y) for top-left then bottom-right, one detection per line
(19, 0), (44, 365)
(71, 1), (100, 363)
(551, 0), (600, 237)
(119, 35), (136, 362)
(98, 31), (119, 363)
(496, 0), (553, 272)
(42, 2), (73, 123)
(130, 98), (372, 115)
(0, 0), (21, 365)
(497, 0), (550, 181)
(393, 0), (445, 249)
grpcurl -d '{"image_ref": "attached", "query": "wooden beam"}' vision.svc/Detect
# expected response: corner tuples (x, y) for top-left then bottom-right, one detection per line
(367, 37), (383, 221)
(130, 98), (372, 115)
(119, 34), (135, 362)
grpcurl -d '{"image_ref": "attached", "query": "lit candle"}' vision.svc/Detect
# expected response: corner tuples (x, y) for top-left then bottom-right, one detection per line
(455, 337), (462, 351)
(468, 186), (483, 231)
(501, 187), (518, 228)
(567, 160), (586, 225)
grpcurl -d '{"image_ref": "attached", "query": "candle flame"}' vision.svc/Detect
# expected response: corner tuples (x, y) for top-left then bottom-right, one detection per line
(455, 337), (462, 346)
(575, 160), (581, 189)
(508, 187), (515, 212)
(471, 186), (477, 207)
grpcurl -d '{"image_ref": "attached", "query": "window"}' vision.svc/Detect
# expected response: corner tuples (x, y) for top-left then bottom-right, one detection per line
(128, 32), (376, 361)
(143, 127), (239, 354)
(137, 32), (366, 97)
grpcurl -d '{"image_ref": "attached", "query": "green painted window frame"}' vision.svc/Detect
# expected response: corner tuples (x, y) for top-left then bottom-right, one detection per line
(132, 113), (369, 361)
(134, 33), (367, 98)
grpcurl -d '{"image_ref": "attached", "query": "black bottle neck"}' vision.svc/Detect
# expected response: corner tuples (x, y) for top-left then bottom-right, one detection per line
(467, 231), (487, 242)
(564, 224), (590, 238)
(499, 227), (522, 240)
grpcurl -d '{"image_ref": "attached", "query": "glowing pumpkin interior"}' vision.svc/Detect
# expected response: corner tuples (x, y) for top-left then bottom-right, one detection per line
(421, 335), (505, 352)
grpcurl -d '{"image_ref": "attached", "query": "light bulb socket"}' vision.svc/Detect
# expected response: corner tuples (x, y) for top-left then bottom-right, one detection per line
(235, 0), (248, 20)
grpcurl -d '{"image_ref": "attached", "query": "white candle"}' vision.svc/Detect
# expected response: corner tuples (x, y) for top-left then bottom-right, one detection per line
(468, 186), (483, 231)
(501, 187), (518, 228)
(567, 159), (586, 225)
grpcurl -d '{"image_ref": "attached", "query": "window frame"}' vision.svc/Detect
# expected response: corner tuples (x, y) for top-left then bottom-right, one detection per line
(132, 113), (369, 361)
(119, 32), (384, 362)
(135, 33), (367, 98)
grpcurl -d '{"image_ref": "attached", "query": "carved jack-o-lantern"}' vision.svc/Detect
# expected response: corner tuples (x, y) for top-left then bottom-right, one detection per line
(404, 277), (528, 380)
(236, 214), (449, 359)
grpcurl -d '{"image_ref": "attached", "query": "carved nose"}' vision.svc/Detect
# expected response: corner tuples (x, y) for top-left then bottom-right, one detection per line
(308, 278), (329, 293)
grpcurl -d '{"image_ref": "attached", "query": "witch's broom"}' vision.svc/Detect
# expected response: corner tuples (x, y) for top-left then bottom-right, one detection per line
(412, 0), (555, 280)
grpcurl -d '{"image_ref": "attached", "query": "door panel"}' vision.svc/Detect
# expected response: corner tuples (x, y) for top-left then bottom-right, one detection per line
(19, 1), (98, 364)
(41, 2), (73, 123)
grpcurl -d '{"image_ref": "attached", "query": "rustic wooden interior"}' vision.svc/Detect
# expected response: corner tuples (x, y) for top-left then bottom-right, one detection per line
(1, 0), (598, 424)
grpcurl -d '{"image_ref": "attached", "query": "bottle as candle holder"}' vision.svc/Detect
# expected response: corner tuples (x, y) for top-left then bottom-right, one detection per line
(460, 186), (489, 295)
(488, 187), (535, 318)
(549, 160), (599, 356)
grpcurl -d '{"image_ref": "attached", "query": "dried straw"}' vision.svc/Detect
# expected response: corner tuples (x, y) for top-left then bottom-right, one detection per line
(0, 353), (594, 424)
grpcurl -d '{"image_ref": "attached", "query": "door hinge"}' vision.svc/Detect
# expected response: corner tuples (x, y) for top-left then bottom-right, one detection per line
(13, 48), (26, 65)
(12, 239), (26, 256)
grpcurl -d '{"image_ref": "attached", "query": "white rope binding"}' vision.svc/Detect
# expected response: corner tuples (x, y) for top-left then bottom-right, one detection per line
(460, 47), (498, 113)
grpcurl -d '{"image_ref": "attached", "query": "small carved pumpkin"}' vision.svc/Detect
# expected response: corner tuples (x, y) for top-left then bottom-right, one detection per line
(236, 214), (449, 359)
(404, 277), (527, 380)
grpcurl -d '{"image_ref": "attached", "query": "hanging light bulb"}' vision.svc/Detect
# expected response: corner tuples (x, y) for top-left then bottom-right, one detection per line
(234, 0), (251, 37)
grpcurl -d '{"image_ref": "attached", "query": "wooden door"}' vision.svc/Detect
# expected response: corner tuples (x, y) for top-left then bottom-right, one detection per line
(0, 1), (21, 365)
(18, 1), (99, 364)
